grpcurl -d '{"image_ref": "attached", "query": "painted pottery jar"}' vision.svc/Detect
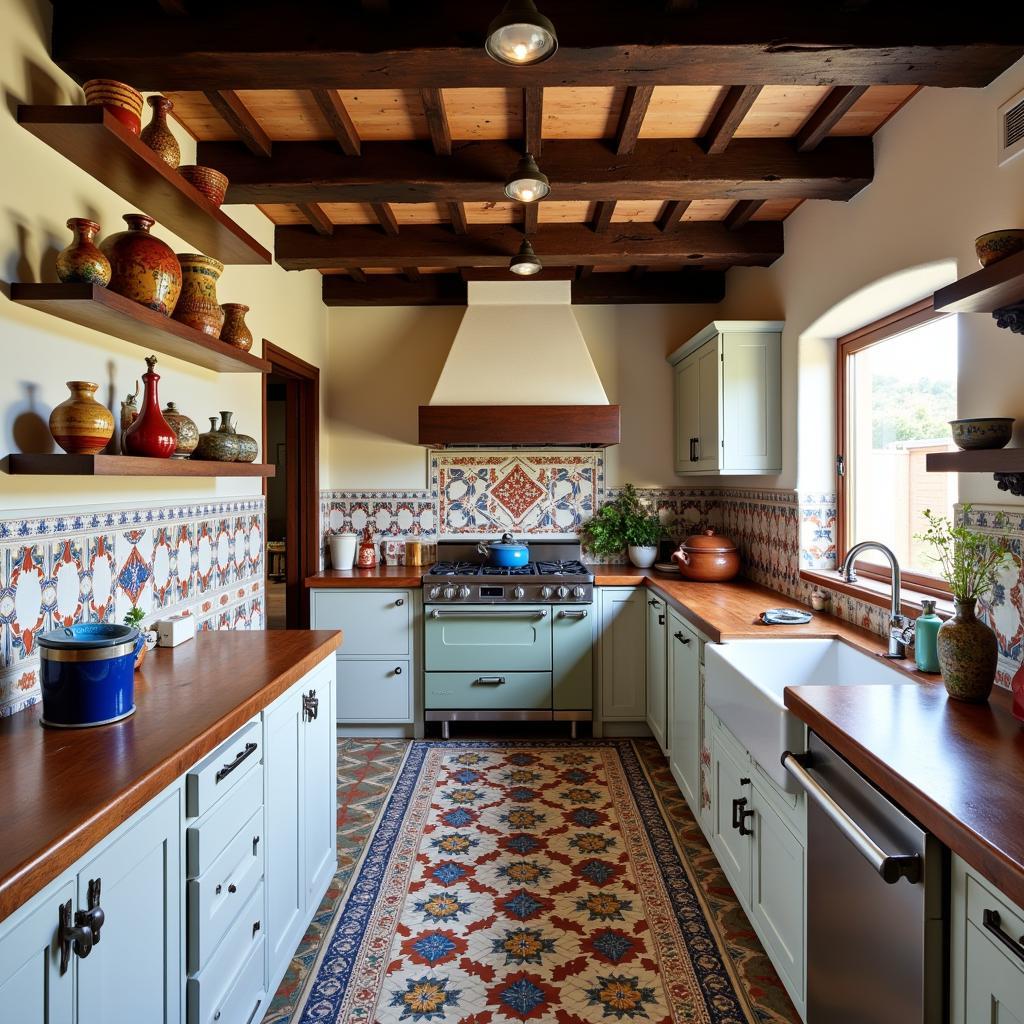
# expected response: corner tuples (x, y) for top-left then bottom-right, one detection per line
(178, 166), (229, 207)
(123, 356), (177, 459)
(140, 95), (180, 168)
(194, 414), (241, 462)
(356, 526), (378, 568)
(936, 598), (999, 702)
(100, 214), (182, 316)
(161, 402), (199, 458)
(49, 381), (114, 455)
(83, 79), (143, 134)
(119, 383), (139, 452)
(219, 303), (253, 351)
(173, 254), (225, 336)
(56, 218), (111, 286)
(232, 422), (259, 463)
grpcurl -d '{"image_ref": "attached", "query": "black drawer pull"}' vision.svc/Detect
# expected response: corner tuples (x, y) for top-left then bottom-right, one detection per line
(658, 614), (665, 625)
(674, 631), (691, 645)
(983, 909), (1024, 964)
(731, 796), (754, 836)
(228, 883), (237, 894)
(394, 666), (403, 675)
(215, 741), (258, 783)
(395, 598), (405, 607)
(474, 676), (507, 685)
(689, 436), (699, 462)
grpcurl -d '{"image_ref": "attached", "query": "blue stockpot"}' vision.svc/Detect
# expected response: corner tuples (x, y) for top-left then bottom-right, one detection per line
(38, 623), (143, 728)
(477, 533), (530, 567)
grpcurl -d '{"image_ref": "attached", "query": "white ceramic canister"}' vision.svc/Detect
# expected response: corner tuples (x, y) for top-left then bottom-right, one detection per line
(329, 531), (358, 570)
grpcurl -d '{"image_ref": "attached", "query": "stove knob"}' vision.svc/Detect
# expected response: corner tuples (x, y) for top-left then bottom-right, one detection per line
(512, 586), (525, 599)
(540, 586), (553, 599)
(443, 586), (456, 600)
(428, 586), (441, 600)
(572, 585), (586, 599)
(457, 585), (471, 599)
(557, 585), (569, 599)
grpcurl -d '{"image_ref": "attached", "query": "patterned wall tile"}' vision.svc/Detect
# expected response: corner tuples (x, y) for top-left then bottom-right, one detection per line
(798, 493), (838, 572)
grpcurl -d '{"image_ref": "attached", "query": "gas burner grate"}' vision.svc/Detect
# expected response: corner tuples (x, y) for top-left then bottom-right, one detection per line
(536, 560), (590, 576)
(428, 561), (484, 576)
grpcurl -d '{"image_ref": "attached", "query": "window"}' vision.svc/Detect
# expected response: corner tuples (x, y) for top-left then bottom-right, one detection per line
(837, 299), (958, 594)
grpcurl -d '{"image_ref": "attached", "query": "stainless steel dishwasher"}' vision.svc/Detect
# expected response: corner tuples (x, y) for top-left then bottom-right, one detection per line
(783, 733), (946, 1023)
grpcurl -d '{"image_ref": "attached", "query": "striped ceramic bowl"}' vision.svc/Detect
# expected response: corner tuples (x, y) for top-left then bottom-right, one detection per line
(179, 165), (230, 207)
(84, 79), (143, 134)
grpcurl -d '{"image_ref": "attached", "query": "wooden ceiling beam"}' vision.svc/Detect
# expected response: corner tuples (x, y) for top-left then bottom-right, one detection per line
(724, 199), (764, 229)
(200, 138), (872, 204)
(701, 85), (762, 154)
(577, 266), (594, 281)
(591, 201), (617, 232)
(323, 269), (726, 306)
(52, 5), (1024, 89)
(403, 266), (422, 282)
(276, 221), (783, 271)
(523, 203), (539, 234)
(371, 202), (399, 236)
(420, 88), (452, 157)
(311, 89), (361, 156)
(203, 90), (271, 158)
(297, 202), (334, 236)
(658, 200), (691, 232)
(346, 267), (368, 283)
(795, 85), (870, 151)
(448, 201), (468, 235)
(615, 85), (655, 156)
(524, 87), (544, 157)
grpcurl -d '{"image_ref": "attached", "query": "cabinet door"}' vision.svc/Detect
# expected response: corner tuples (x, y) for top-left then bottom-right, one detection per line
(553, 606), (594, 710)
(964, 923), (1024, 1023)
(0, 879), (74, 1024)
(721, 329), (781, 473)
(645, 595), (668, 753)
(674, 357), (701, 474)
(709, 720), (752, 901)
(311, 590), (411, 656)
(599, 589), (646, 721)
(303, 666), (337, 913)
(338, 659), (412, 722)
(694, 340), (721, 472)
(667, 611), (700, 809)
(77, 787), (182, 1024)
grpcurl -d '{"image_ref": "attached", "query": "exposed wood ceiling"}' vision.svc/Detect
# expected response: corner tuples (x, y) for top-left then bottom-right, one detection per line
(49, 2), (1024, 306)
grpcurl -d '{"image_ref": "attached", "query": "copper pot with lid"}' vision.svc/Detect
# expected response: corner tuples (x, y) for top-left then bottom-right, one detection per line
(671, 528), (741, 582)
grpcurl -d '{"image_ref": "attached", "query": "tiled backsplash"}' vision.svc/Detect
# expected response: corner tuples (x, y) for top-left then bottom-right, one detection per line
(0, 498), (266, 717)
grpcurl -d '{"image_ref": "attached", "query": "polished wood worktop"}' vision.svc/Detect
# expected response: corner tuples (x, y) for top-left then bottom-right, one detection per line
(306, 566), (426, 588)
(0, 630), (341, 924)
(785, 682), (1024, 910)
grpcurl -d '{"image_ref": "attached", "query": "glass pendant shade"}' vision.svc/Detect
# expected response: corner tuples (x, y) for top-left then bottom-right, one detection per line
(485, 0), (558, 66)
(504, 153), (550, 203)
(509, 237), (543, 275)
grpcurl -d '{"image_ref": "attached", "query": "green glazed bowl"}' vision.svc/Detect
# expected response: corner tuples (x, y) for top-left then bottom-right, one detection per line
(949, 417), (1015, 450)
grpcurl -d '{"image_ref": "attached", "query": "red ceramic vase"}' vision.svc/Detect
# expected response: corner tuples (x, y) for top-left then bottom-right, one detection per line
(123, 355), (177, 458)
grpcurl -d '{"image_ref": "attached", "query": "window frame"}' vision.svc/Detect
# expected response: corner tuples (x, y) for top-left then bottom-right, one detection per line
(835, 297), (954, 599)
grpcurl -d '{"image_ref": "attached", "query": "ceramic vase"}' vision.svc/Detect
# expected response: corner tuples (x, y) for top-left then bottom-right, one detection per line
(936, 598), (999, 703)
(100, 214), (182, 316)
(219, 303), (253, 351)
(140, 96), (180, 168)
(48, 381), (114, 455)
(56, 218), (111, 286)
(161, 402), (199, 459)
(123, 356), (177, 458)
(173, 254), (225, 336)
(194, 414), (240, 462)
(232, 423), (259, 463)
(83, 79), (143, 134)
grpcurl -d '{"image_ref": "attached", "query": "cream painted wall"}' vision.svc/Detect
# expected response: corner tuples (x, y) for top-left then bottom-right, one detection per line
(0, 0), (327, 514)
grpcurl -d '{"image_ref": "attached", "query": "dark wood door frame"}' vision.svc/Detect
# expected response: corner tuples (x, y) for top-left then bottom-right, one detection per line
(263, 339), (319, 629)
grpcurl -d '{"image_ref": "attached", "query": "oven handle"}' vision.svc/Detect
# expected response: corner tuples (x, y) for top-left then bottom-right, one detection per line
(557, 609), (589, 619)
(782, 751), (922, 885)
(429, 608), (548, 619)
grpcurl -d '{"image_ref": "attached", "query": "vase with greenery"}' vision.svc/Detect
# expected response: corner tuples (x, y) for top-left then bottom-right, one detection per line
(124, 606), (148, 669)
(917, 506), (1014, 702)
(580, 483), (663, 568)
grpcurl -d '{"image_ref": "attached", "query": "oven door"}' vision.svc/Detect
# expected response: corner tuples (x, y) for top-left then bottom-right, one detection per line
(425, 605), (552, 672)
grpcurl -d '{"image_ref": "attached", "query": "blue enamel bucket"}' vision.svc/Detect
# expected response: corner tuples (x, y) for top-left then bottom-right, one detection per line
(38, 624), (143, 728)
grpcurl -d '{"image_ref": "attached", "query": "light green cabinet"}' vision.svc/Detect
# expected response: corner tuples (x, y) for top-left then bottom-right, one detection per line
(645, 594), (668, 753)
(553, 607), (595, 711)
(598, 588), (646, 721)
(667, 609), (700, 812)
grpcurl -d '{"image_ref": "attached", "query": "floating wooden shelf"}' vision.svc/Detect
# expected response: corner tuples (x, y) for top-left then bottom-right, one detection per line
(934, 250), (1024, 315)
(926, 448), (1024, 497)
(3, 454), (275, 478)
(11, 283), (270, 373)
(17, 105), (271, 266)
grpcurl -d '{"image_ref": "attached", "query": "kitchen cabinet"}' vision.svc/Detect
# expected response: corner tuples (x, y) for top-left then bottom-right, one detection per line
(598, 587), (646, 721)
(552, 606), (595, 711)
(667, 609), (700, 810)
(668, 320), (783, 476)
(645, 594), (668, 753)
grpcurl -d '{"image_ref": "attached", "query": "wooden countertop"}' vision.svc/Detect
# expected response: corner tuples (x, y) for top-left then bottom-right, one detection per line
(0, 629), (341, 924)
(785, 682), (1024, 910)
(306, 566), (426, 588)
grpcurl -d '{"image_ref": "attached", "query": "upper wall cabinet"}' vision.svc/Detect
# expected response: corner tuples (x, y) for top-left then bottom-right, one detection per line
(668, 321), (783, 476)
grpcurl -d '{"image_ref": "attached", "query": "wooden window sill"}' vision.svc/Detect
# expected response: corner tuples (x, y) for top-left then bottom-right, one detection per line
(800, 569), (954, 621)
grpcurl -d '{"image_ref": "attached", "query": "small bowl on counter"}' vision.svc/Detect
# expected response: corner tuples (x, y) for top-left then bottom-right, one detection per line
(974, 229), (1024, 268)
(949, 417), (1015, 450)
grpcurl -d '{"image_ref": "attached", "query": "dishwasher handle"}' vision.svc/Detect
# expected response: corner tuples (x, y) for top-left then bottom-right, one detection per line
(782, 751), (922, 885)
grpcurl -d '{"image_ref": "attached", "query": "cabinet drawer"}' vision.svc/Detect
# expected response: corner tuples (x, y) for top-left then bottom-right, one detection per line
(425, 671), (552, 710)
(967, 872), (1024, 964)
(187, 807), (264, 973)
(208, 936), (265, 1024)
(187, 882), (265, 1024)
(187, 767), (263, 878)
(186, 719), (262, 818)
(338, 659), (412, 723)
(312, 590), (411, 656)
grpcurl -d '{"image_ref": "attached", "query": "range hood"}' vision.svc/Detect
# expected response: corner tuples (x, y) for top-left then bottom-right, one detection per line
(419, 280), (620, 448)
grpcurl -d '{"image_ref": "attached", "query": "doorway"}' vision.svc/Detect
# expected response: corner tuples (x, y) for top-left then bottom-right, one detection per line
(263, 341), (319, 629)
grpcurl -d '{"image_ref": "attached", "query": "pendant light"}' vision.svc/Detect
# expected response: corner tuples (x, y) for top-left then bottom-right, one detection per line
(509, 237), (543, 276)
(485, 0), (558, 66)
(504, 152), (550, 203)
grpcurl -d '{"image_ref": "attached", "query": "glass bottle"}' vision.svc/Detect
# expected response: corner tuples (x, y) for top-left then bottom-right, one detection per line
(915, 599), (942, 673)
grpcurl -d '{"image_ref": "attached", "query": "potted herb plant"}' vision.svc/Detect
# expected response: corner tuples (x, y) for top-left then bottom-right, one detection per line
(917, 506), (1014, 702)
(580, 483), (664, 568)
(124, 605), (149, 669)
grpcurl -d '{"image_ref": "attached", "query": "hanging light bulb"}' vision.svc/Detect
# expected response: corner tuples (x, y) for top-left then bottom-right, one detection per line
(509, 237), (543, 276)
(485, 0), (558, 66)
(504, 152), (550, 203)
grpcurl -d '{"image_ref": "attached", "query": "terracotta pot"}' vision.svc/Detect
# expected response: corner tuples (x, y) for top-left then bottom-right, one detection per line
(100, 214), (182, 316)
(937, 598), (998, 703)
(140, 95), (180, 168)
(179, 165), (229, 207)
(56, 218), (111, 286)
(49, 381), (114, 455)
(123, 355), (177, 458)
(161, 401), (199, 458)
(83, 79), (143, 134)
(671, 528), (741, 582)
(219, 303), (253, 351)
(173, 254), (225, 336)
(193, 413), (241, 462)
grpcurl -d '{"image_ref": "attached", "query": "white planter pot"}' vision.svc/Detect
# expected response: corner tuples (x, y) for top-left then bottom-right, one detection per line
(627, 545), (658, 568)
(329, 532), (358, 570)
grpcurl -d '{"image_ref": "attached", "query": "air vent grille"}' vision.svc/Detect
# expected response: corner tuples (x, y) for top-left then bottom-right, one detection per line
(998, 89), (1024, 165)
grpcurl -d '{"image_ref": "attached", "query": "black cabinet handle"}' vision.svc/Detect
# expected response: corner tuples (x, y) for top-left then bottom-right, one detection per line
(983, 909), (1024, 964)
(303, 690), (319, 722)
(394, 666), (403, 675)
(689, 437), (699, 462)
(215, 741), (258, 782)
(648, 598), (659, 607)
(674, 631), (691, 645)
(731, 796), (754, 836)
(58, 900), (93, 975)
(395, 598), (405, 607)
(658, 614), (665, 625)
(253, 834), (260, 856)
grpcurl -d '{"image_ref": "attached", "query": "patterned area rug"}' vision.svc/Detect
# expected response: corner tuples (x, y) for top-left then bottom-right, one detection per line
(282, 740), (800, 1024)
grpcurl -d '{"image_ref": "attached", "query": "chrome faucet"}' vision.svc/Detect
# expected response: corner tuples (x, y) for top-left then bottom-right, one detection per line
(839, 541), (914, 659)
